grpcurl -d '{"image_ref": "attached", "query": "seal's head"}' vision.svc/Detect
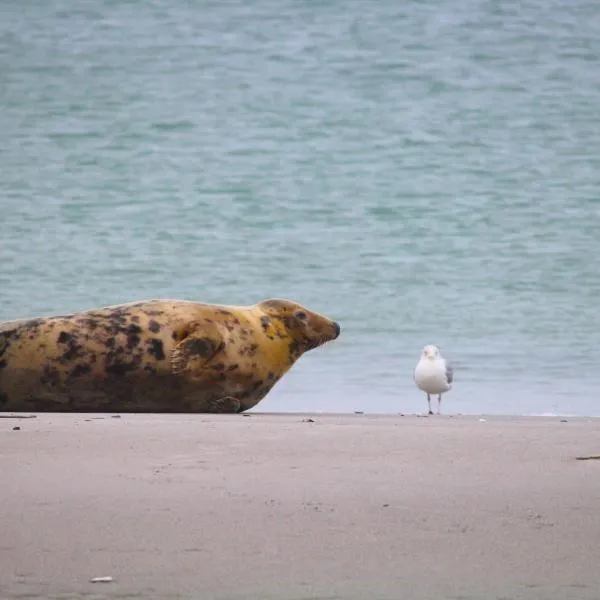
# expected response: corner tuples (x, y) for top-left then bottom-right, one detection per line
(257, 298), (340, 352)
(421, 344), (441, 360)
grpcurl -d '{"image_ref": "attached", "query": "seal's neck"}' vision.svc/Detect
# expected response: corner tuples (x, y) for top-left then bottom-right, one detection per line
(254, 314), (304, 368)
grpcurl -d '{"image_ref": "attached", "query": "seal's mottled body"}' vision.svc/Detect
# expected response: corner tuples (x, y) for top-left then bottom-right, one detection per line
(0, 299), (340, 413)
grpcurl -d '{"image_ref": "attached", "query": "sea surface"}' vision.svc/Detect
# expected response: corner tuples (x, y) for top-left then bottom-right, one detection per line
(1, 0), (600, 417)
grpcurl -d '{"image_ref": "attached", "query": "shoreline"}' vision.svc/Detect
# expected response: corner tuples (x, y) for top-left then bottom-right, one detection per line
(2, 413), (599, 600)
(2, 409), (600, 419)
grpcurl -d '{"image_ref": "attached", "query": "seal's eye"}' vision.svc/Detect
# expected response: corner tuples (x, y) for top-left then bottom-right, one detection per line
(295, 311), (308, 321)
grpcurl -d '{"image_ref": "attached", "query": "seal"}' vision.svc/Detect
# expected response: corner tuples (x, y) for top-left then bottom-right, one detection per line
(0, 298), (340, 414)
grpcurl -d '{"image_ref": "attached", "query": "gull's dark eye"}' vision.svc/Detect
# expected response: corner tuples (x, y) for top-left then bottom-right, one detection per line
(295, 311), (308, 321)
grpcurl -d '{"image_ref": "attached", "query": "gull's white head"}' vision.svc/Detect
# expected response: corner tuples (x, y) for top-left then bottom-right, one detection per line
(421, 344), (441, 360)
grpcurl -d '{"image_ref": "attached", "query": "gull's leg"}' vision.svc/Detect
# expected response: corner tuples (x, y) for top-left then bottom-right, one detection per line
(427, 394), (433, 415)
(437, 394), (442, 415)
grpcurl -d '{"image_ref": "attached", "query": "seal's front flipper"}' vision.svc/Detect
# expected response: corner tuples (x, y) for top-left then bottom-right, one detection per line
(171, 322), (225, 377)
(206, 396), (241, 413)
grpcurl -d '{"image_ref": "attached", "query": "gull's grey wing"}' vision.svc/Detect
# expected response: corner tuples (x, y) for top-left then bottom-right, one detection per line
(444, 359), (454, 384)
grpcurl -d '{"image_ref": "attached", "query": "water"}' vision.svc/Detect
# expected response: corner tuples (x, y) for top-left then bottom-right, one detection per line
(1, 0), (600, 417)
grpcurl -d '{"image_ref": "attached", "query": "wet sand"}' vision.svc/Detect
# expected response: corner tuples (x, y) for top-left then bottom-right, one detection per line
(1, 412), (599, 600)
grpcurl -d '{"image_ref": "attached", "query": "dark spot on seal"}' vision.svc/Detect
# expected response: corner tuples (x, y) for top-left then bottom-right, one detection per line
(0, 359), (7, 370)
(71, 363), (92, 378)
(148, 320), (161, 333)
(41, 365), (61, 387)
(147, 339), (165, 361)
(212, 363), (225, 371)
(105, 361), (137, 376)
(57, 331), (84, 361)
(127, 334), (141, 350)
(57, 331), (71, 344)
(107, 312), (127, 327)
(26, 318), (44, 328)
(131, 316), (140, 323)
(260, 316), (271, 330)
(227, 364), (239, 371)
(183, 337), (214, 358)
(267, 371), (275, 380)
(125, 324), (142, 349)
(239, 343), (259, 357)
(288, 340), (302, 360)
(218, 309), (233, 316)
(77, 318), (98, 330)
(0, 332), (16, 360)
(1, 328), (18, 341)
(106, 337), (116, 348)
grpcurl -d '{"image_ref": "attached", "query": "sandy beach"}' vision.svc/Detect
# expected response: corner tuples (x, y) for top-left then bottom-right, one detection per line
(1, 412), (599, 600)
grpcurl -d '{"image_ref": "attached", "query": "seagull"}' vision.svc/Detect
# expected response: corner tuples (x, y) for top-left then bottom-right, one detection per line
(413, 344), (454, 415)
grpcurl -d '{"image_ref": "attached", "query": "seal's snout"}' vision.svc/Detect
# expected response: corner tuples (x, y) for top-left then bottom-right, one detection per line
(332, 321), (341, 339)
